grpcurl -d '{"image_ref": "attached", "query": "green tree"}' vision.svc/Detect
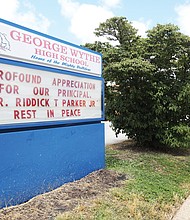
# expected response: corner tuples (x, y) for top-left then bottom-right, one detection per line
(144, 24), (190, 147)
(84, 18), (190, 148)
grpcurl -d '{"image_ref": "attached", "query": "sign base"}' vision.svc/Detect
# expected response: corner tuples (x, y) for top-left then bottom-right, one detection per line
(0, 122), (105, 208)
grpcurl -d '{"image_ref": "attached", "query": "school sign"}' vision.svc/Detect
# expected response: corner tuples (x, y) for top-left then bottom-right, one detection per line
(0, 20), (101, 76)
(0, 19), (105, 208)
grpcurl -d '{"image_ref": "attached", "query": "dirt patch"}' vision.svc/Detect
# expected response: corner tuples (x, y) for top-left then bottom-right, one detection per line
(0, 169), (128, 220)
(109, 140), (190, 159)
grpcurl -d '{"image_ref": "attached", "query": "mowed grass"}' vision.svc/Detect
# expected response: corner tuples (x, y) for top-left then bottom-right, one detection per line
(56, 141), (190, 220)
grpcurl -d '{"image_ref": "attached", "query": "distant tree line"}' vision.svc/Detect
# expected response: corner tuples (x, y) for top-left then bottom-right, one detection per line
(84, 17), (190, 148)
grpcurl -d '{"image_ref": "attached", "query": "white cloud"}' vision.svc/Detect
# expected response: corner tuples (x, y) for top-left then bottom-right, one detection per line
(70, 4), (114, 43)
(175, 3), (190, 36)
(58, 0), (117, 43)
(132, 20), (150, 37)
(58, 0), (151, 43)
(101, 0), (121, 8)
(0, 0), (51, 34)
(57, 0), (79, 18)
(0, 0), (20, 19)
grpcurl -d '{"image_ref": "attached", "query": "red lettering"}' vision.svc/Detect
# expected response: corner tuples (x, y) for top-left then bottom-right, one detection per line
(16, 98), (21, 106)
(0, 84), (4, 93)
(69, 49), (100, 63)
(16, 98), (49, 107)
(58, 89), (66, 97)
(89, 100), (95, 107)
(43, 40), (51, 50)
(13, 85), (19, 94)
(0, 70), (3, 79)
(10, 30), (22, 41)
(0, 84), (19, 94)
(14, 110), (36, 119)
(70, 48), (78, 57)
(59, 45), (67, 54)
(47, 109), (54, 118)
(58, 89), (61, 96)
(62, 99), (66, 106)
(62, 99), (86, 107)
(62, 109), (81, 117)
(51, 43), (59, 52)
(0, 70), (41, 84)
(54, 99), (58, 107)
(33, 87), (49, 96)
(57, 79), (61, 86)
(14, 110), (19, 119)
(10, 30), (68, 54)
(0, 97), (4, 106)
(22, 33), (32, 44)
(33, 37), (42, 47)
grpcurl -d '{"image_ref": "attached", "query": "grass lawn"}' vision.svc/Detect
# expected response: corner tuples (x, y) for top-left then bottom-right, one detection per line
(56, 140), (190, 220)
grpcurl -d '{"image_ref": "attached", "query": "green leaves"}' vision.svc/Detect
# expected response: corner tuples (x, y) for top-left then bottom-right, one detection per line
(85, 16), (190, 148)
(94, 17), (138, 47)
(164, 125), (190, 148)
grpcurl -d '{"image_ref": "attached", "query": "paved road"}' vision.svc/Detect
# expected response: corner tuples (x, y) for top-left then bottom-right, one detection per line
(172, 196), (190, 220)
(103, 121), (128, 145)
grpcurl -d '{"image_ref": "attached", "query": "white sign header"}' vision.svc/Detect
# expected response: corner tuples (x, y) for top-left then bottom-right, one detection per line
(0, 19), (102, 77)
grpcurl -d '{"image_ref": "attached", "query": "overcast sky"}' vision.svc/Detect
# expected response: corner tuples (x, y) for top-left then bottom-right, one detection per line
(1, 0), (190, 45)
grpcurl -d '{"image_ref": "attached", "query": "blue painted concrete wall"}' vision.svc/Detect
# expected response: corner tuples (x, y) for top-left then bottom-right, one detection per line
(0, 123), (105, 208)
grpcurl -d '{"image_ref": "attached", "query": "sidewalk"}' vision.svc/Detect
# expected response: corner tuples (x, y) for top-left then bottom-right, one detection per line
(172, 196), (190, 220)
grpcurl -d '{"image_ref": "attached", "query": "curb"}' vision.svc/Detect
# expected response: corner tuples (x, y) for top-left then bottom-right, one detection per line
(172, 196), (190, 220)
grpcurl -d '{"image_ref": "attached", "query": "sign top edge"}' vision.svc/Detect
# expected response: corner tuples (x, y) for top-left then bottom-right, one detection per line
(0, 18), (102, 57)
